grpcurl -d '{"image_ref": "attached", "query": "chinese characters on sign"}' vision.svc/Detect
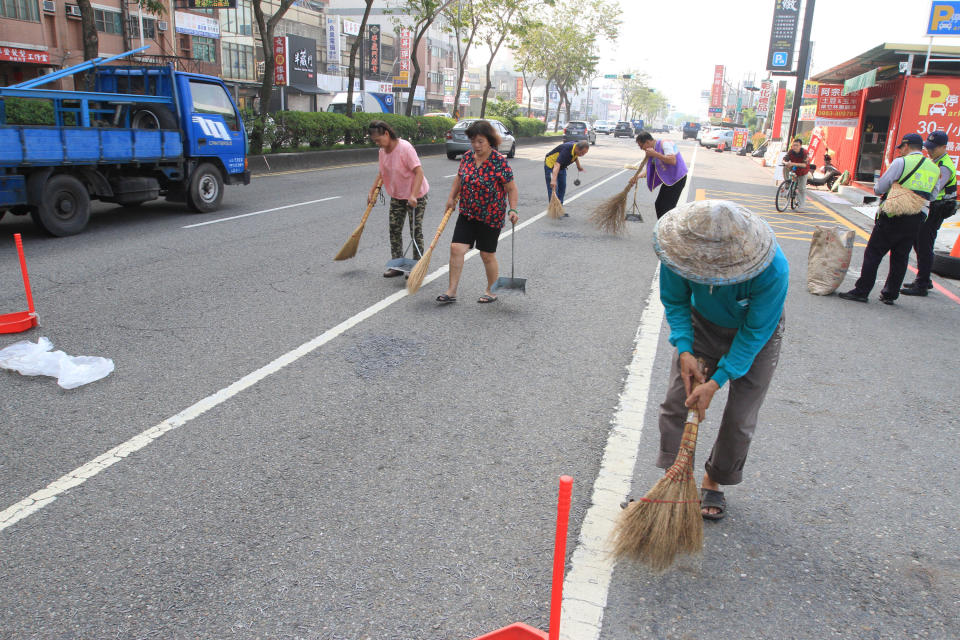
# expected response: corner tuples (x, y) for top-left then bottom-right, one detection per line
(766, 0), (800, 71)
(710, 65), (725, 109)
(286, 35), (316, 90)
(756, 80), (772, 115)
(368, 25), (380, 74)
(927, 2), (960, 35)
(274, 36), (287, 86)
(815, 84), (859, 120)
(516, 77), (524, 105)
(326, 16), (340, 73)
(187, 0), (236, 7)
(0, 48), (50, 64)
(897, 77), (960, 168)
(732, 128), (749, 151)
(395, 28), (411, 88)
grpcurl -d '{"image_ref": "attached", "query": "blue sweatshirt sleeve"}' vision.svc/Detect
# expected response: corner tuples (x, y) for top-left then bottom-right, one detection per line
(711, 252), (789, 388)
(659, 266), (695, 356)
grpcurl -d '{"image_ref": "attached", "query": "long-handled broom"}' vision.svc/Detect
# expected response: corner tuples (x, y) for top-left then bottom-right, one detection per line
(334, 178), (382, 261)
(612, 402), (705, 572)
(588, 164), (645, 235)
(406, 206), (455, 294)
(547, 189), (564, 219)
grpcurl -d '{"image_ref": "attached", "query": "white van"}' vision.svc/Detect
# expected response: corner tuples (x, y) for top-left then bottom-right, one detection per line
(325, 91), (394, 114)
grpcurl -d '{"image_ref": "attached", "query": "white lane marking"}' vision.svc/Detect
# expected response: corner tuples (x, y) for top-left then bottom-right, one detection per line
(181, 196), (342, 229)
(0, 169), (629, 534)
(443, 174), (457, 178)
(559, 144), (699, 640)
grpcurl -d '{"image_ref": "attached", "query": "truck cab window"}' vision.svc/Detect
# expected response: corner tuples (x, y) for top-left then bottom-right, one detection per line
(189, 80), (239, 131)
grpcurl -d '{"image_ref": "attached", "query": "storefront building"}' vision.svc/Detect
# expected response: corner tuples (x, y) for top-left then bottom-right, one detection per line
(810, 42), (960, 183)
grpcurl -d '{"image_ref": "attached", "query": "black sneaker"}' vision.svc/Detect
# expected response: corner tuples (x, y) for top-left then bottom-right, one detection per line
(900, 284), (928, 296)
(879, 293), (896, 305)
(838, 290), (869, 302)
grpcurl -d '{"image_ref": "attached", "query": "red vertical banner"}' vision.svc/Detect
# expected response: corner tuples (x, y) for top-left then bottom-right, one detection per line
(515, 77), (524, 104)
(807, 127), (823, 161)
(710, 65), (724, 109)
(771, 81), (788, 139)
(273, 36), (287, 86)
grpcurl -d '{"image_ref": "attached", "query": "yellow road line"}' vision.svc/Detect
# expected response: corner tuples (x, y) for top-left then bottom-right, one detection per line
(808, 198), (871, 241)
(696, 188), (706, 200)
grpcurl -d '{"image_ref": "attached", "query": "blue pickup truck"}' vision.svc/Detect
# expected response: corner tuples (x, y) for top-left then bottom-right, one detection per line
(0, 48), (248, 236)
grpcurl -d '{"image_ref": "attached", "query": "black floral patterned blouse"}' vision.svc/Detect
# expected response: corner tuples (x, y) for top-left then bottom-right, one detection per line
(457, 149), (515, 229)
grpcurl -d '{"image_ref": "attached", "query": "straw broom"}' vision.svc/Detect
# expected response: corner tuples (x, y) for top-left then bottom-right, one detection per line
(611, 406), (704, 572)
(589, 163), (646, 235)
(547, 189), (565, 219)
(406, 207), (455, 294)
(334, 178), (382, 261)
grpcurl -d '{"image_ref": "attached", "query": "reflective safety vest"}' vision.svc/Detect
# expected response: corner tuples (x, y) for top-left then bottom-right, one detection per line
(933, 153), (957, 200)
(900, 153), (940, 200)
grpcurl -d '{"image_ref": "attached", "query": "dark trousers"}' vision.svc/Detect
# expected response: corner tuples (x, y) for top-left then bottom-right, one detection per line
(544, 165), (567, 203)
(852, 212), (925, 299)
(655, 175), (687, 218)
(912, 199), (957, 286)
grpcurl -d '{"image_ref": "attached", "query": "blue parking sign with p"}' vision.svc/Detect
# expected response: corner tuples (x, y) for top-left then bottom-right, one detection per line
(928, 2), (960, 34)
(772, 52), (788, 67)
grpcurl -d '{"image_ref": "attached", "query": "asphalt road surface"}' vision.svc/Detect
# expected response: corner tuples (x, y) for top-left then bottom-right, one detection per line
(1, 135), (957, 640)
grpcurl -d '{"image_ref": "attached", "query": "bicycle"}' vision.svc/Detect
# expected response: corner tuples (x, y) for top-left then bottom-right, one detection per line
(775, 167), (800, 212)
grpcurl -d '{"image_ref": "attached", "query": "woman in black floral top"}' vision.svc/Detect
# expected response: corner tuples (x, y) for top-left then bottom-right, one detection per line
(438, 120), (520, 304)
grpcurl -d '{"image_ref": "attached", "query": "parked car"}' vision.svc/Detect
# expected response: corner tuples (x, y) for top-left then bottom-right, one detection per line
(682, 121), (701, 139)
(424, 112), (453, 118)
(697, 126), (713, 145)
(701, 128), (735, 149)
(594, 120), (614, 134)
(445, 118), (516, 159)
(563, 120), (596, 145)
(614, 121), (634, 138)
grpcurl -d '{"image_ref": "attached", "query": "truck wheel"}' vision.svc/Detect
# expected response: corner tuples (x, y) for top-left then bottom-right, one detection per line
(186, 163), (224, 213)
(31, 174), (90, 236)
(932, 250), (960, 279)
(131, 105), (178, 130)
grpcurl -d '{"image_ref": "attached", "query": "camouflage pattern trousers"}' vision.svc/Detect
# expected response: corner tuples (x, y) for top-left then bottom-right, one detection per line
(389, 195), (427, 259)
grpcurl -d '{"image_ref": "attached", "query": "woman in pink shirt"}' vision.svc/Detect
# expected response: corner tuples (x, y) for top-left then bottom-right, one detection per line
(366, 121), (430, 277)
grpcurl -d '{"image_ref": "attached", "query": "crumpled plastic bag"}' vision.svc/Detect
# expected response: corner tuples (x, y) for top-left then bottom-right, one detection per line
(0, 337), (114, 389)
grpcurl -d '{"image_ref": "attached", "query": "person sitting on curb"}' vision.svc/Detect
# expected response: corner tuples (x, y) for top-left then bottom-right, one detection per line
(839, 133), (940, 305)
(651, 200), (788, 520)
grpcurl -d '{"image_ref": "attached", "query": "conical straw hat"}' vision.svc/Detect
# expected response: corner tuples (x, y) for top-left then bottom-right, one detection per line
(652, 200), (777, 285)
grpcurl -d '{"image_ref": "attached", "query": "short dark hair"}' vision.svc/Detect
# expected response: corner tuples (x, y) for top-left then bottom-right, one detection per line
(465, 119), (501, 148)
(635, 131), (654, 144)
(368, 120), (398, 140)
(823, 154), (832, 162)
(793, 137), (803, 144)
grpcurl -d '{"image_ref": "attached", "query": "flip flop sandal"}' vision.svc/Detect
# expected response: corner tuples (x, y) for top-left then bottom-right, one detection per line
(436, 294), (457, 304)
(700, 488), (726, 521)
(477, 294), (498, 303)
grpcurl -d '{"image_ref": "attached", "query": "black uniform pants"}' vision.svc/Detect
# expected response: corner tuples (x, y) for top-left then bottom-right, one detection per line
(912, 199), (957, 287)
(852, 212), (925, 299)
(655, 175), (687, 218)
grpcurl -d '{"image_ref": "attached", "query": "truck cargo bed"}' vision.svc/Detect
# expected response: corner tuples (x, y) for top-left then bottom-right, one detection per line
(0, 126), (183, 167)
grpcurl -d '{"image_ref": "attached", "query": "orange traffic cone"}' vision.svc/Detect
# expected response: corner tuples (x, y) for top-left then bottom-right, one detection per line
(951, 232), (960, 258)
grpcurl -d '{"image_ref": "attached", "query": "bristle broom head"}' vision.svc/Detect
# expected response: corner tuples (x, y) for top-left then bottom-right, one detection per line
(548, 193), (565, 219)
(406, 247), (433, 294)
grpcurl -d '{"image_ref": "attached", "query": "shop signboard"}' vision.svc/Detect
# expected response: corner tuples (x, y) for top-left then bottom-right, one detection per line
(287, 35), (316, 91)
(326, 15), (340, 72)
(799, 103), (817, 121)
(732, 128), (749, 150)
(766, 0), (801, 71)
(815, 84), (860, 127)
(343, 20), (361, 37)
(927, 2), (960, 35)
(515, 77), (524, 104)
(187, 0), (236, 7)
(273, 37), (287, 86)
(0, 47), (50, 64)
(367, 25), (381, 74)
(710, 65), (724, 109)
(803, 80), (820, 99)
(807, 127), (824, 161)
(898, 76), (960, 167)
(396, 27), (411, 87)
(175, 11), (220, 38)
(756, 80), (772, 115)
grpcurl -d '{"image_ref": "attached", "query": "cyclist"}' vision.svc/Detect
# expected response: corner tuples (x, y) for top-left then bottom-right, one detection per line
(782, 138), (810, 209)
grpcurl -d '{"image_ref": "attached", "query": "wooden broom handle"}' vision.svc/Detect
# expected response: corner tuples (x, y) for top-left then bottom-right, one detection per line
(425, 207), (454, 252)
(358, 178), (383, 225)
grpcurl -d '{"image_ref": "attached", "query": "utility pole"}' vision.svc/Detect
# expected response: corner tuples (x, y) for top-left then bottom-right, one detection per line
(787, 0), (816, 141)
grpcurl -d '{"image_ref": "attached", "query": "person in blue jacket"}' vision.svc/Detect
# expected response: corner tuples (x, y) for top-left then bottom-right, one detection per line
(652, 200), (789, 520)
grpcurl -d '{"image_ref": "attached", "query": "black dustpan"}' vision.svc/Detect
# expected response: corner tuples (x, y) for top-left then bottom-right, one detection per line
(490, 222), (526, 294)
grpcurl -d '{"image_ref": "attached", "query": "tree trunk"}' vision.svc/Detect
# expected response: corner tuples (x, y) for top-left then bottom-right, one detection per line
(250, 0), (297, 155)
(405, 17), (437, 116)
(76, 0), (99, 90)
(346, 0), (375, 118)
(452, 22), (477, 120)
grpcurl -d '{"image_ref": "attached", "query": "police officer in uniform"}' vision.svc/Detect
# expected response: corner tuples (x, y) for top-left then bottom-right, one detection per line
(839, 133), (940, 305)
(901, 130), (957, 296)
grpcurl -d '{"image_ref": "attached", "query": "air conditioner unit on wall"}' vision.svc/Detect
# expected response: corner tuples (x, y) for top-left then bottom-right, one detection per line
(42, 0), (56, 12)
(66, 5), (82, 18)
(157, 21), (168, 31)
